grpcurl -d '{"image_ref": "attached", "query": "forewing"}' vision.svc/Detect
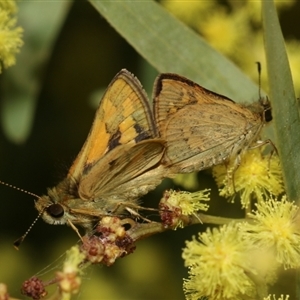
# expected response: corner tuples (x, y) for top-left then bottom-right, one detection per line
(153, 73), (236, 126)
(68, 69), (157, 181)
(78, 140), (165, 200)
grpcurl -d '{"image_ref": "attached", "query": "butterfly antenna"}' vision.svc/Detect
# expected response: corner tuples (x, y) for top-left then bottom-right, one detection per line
(256, 61), (262, 100)
(0, 180), (43, 249)
(13, 209), (45, 249)
(0, 180), (40, 199)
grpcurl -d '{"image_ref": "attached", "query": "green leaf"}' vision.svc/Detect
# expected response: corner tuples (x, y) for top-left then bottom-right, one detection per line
(262, 1), (300, 202)
(89, 0), (260, 103)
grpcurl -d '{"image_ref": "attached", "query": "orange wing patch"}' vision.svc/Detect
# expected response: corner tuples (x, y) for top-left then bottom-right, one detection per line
(68, 69), (158, 181)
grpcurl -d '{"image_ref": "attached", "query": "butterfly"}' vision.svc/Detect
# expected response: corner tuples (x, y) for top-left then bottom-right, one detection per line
(153, 73), (272, 175)
(34, 69), (167, 234)
(27, 71), (271, 239)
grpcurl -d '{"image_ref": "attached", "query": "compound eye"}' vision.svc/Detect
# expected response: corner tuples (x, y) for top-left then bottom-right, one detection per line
(47, 204), (64, 218)
(264, 108), (273, 123)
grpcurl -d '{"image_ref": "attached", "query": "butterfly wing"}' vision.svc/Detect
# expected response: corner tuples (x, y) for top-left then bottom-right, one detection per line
(36, 70), (165, 228)
(78, 140), (166, 213)
(68, 69), (158, 181)
(153, 73), (262, 173)
(69, 70), (166, 213)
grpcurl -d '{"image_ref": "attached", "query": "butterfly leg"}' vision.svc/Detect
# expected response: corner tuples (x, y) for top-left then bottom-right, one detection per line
(248, 139), (277, 154)
(125, 207), (152, 223)
(248, 139), (278, 177)
(111, 201), (159, 223)
(224, 154), (241, 194)
(67, 219), (84, 241)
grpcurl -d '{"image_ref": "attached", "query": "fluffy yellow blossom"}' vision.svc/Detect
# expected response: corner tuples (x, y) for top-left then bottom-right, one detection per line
(241, 197), (300, 268)
(213, 148), (284, 208)
(183, 223), (257, 299)
(0, 1), (23, 72)
(160, 189), (210, 229)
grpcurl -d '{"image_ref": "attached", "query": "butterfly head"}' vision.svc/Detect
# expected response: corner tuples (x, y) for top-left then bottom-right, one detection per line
(34, 189), (69, 226)
(247, 96), (272, 125)
(260, 96), (272, 123)
(34, 184), (98, 233)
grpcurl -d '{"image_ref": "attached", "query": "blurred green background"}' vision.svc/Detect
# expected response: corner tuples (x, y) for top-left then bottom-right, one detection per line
(0, 1), (299, 299)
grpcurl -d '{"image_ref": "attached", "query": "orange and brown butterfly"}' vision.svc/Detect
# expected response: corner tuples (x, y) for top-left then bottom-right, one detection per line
(33, 69), (167, 234)
(153, 73), (272, 175)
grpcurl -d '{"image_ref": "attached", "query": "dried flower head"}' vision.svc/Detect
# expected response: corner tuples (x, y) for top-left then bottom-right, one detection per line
(80, 216), (135, 266)
(21, 277), (47, 300)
